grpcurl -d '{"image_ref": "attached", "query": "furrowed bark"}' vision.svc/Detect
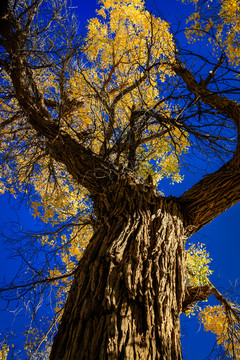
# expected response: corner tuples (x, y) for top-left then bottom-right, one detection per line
(50, 182), (186, 360)
(179, 150), (240, 234)
(2, 3), (240, 359)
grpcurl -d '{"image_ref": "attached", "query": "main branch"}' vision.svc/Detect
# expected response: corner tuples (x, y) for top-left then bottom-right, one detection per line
(172, 60), (240, 234)
(0, 3), (116, 196)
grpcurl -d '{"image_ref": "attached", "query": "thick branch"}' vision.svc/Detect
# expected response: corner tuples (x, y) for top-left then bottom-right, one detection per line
(0, 5), (116, 196)
(183, 282), (240, 320)
(172, 60), (240, 234)
(172, 60), (240, 132)
(183, 284), (213, 312)
(179, 153), (240, 234)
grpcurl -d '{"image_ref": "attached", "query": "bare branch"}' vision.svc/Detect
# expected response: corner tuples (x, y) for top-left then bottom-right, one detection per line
(172, 59), (240, 132)
(0, 271), (75, 294)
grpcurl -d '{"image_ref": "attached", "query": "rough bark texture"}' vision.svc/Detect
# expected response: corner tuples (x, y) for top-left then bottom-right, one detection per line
(179, 150), (240, 235)
(183, 285), (213, 312)
(50, 182), (186, 360)
(2, 4), (240, 358)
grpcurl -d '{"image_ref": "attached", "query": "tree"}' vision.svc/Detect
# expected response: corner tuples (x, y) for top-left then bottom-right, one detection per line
(0, 0), (240, 358)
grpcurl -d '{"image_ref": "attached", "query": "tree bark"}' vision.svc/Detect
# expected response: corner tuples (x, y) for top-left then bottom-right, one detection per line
(50, 182), (186, 360)
(2, 5), (240, 358)
(179, 150), (240, 235)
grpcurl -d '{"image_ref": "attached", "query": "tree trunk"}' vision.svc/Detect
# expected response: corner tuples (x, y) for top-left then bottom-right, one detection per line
(50, 182), (186, 360)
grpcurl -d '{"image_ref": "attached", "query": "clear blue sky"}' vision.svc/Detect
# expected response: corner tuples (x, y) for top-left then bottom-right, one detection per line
(0, 0), (240, 359)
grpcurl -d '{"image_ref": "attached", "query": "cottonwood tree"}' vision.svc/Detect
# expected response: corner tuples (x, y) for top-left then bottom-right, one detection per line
(0, 0), (240, 359)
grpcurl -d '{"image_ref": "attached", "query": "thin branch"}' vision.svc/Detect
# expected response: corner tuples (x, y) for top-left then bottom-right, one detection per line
(0, 271), (75, 294)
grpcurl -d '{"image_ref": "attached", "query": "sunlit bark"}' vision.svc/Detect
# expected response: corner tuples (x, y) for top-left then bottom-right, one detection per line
(50, 185), (186, 360)
(1, 1), (240, 359)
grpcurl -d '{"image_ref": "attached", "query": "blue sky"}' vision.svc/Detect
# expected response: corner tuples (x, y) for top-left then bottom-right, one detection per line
(0, 0), (240, 359)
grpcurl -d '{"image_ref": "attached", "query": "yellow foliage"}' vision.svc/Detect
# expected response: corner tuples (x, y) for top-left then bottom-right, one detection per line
(0, 0), (189, 206)
(0, 344), (9, 360)
(24, 323), (52, 359)
(183, 0), (240, 65)
(184, 243), (213, 316)
(0, 181), (5, 194)
(0, 0), (191, 356)
(186, 242), (213, 287)
(199, 305), (240, 357)
(68, 0), (189, 183)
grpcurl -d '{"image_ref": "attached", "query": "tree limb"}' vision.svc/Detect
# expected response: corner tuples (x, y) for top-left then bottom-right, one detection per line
(183, 284), (213, 312)
(172, 59), (240, 132)
(0, 4), (116, 196)
(172, 60), (240, 234)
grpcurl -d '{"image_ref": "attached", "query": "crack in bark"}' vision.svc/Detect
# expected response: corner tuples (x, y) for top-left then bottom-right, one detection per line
(49, 190), (186, 360)
(2, 4), (240, 358)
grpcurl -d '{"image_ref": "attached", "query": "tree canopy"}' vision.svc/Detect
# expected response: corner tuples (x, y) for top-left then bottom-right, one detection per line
(0, 0), (240, 359)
